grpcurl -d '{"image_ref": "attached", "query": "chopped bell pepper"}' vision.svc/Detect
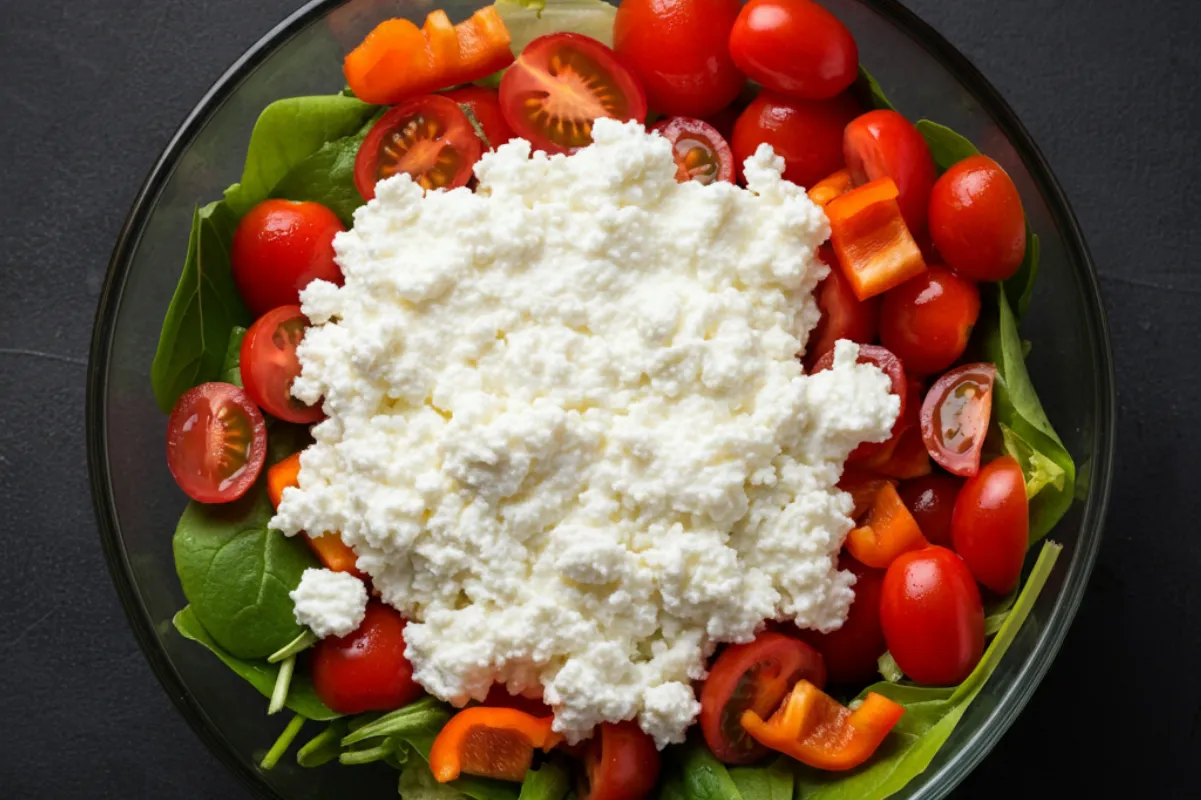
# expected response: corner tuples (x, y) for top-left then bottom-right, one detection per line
(826, 177), (926, 300)
(808, 169), (853, 208)
(845, 482), (929, 568)
(741, 680), (904, 771)
(267, 451), (364, 578)
(864, 426), (932, 480)
(429, 707), (562, 783)
(267, 451), (302, 511)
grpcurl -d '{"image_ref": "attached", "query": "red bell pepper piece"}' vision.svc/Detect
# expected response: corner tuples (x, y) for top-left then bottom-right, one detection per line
(825, 177), (926, 300)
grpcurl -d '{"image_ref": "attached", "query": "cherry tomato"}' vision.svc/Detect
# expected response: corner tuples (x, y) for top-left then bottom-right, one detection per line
(843, 110), (936, 232)
(613, 0), (744, 118)
(239, 305), (323, 424)
(952, 455), (1029, 594)
(166, 382), (267, 504)
(230, 199), (344, 318)
(354, 95), (482, 200)
(440, 85), (514, 150)
(812, 344), (908, 463)
(651, 117), (735, 184)
(879, 266), (981, 376)
(920, 363), (996, 477)
(898, 473), (963, 548)
(499, 33), (647, 155)
(581, 722), (660, 800)
(928, 154), (1027, 281)
(805, 246), (879, 369)
(800, 557), (887, 685)
(729, 0), (858, 100)
(731, 90), (860, 188)
(880, 546), (984, 685)
(311, 601), (424, 715)
(699, 632), (826, 764)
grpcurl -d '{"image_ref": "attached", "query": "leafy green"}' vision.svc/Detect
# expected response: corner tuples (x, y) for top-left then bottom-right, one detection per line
(494, 0), (617, 51)
(728, 758), (794, 800)
(914, 119), (980, 172)
(173, 485), (319, 659)
(342, 696), (452, 752)
(853, 65), (898, 112)
(659, 740), (742, 800)
(876, 651), (904, 683)
(172, 607), (340, 720)
(1000, 423), (1066, 500)
(1005, 223), (1041, 319)
(296, 719), (350, 767)
(518, 758), (572, 800)
(270, 124), (372, 226)
(220, 325), (247, 386)
(261, 714), (306, 769)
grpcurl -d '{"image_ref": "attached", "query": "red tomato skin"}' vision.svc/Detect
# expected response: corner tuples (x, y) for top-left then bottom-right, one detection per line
(355, 95), (482, 198)
(879, 266), (981, 376)
(732, 90), (861, 189)
(898, 473), (963, 547)
(844, 110), (937, 232)
(239, 305), (324, 424)
(799, 557), (887, 685)
(951, 456), (1029, 594)
(805, 246), (879, 368)
(441, 86), (514, 149)
(920, 363), (996, 477)
(928, 154), (1027, 281)
(613, 0), (744, 118)
(166, 382), (268, 504)
(728, 0), (858, 100)
(583, 722), (661, 800)
(881, 546), (985, 686)
(311, 602), (424, 715)
(651, 117), (735, 184)
(230, 200), (345, 318)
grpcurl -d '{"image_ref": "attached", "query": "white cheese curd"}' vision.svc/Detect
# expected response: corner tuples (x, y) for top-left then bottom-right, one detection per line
(271, 119), (898, 747)
(290, 567), (368, 639)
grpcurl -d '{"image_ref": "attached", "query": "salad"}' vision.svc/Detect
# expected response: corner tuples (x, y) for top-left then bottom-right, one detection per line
(150, 0), (1077, 798)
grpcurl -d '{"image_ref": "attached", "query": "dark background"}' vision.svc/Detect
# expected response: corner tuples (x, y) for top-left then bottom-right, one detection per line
(1, 0), (1197, 796)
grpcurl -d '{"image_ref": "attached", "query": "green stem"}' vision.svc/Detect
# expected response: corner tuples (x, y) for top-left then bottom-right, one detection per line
(339, 741), (394, 765)
(260, 713), (305, 770)
(268, 629), (318, 664)
(268, 655), (295, 715)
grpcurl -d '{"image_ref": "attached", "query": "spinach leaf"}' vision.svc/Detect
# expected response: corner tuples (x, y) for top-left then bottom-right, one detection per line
(914, 119), (980, 172)
(150, 201), (249, 412)
(494, 0), (617, 52)
(1004, 223), (1041, 319)
(853, 65), (898, 112)
(518, 758), (572, 800)
(659, 739), (742, 800)
(173, 484), (319, 659)
(173, 606), (340, 720)
(220, 325), (247, 386)
(728, 757), (794, 800)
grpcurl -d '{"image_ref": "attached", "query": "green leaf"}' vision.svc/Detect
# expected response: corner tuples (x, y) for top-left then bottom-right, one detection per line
(1000, 423), (1066, 500)
(296, 719), (350, 767)
(728, 757), (795, 800)
(341, 696), (452, 753)
(494, 0), (617, 52)
(150, 201), (249, 412)
(172, 484), (319, 659)
(914, 119), (980, 172)
(853, 65), (898, 112)
(261, 713), (306, 769)
(518, 758), (572, 800)
(270, 129), (370, 227)
(1004, 225), (1041, 320)
(659, 739), (742, 800)
(877, 651), (904, 683)
(173, 607), (340, 720)
(220, 325), (247, 387)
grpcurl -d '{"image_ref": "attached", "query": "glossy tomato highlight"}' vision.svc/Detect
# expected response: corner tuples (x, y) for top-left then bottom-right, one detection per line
(354, 95), (481, 199)
(879, 266), (981, 376)
(844, 110), (936, 232)
(929, 154), (1027, 281)
(732, 90), (860, 188)
(311, 602), (423, 715)
(920, 362), (996, 476)
(239, 305), (324, 424)
(952, 455), (1029, 594)
(898, 473), (963, 547)
(729, 0), (858, 100)
(166, 382), (267, 504)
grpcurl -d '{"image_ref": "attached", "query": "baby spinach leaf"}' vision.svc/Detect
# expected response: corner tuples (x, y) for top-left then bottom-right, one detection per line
(270, 132), (367, 227)
(173, 485), (319, 659)
(853, 65), (898, 113)
(659, 739), (742, 800)
(172, 606), (340, 720)
(728, 757), (794, 800)
(518, 757), (572, 800)
(1005, 223), (1041, 319)
(914, 119), (980, 172)
(220, 325), (247, 387)
(494, 0), (617, 52)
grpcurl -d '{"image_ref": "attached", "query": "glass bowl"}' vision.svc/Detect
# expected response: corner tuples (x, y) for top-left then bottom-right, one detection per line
(86, 0), (1115, 797)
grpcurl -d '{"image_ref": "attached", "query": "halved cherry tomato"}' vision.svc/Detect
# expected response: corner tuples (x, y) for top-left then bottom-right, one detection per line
(731, 90), (860, 188)
(166, 382), (267, 504)
(951, 455), (1029, 594)
(230, 199), (344, 317)
(699, 632), (826, 765)
(581, 721), (660, 800)
(879, 266), (981, 376)
(729, 0), (858, 101)
(613, 0), (744, 118)
(499, 33), (647, 155)
(311, 601), (423, 715)
(843, 110), (937, 233)
(898, 473), (963, 548)
(804, 245), (879, 369)
(881, 546), (984, 685)
(239, 305), (323, 424)
(812, 344), (908, 463)
(799, 557), (887, 685)
(354, 95), (482, 200)
(920, 363), (996, 477)
(430, 707), (561, 782)
(651, 117), (735, 185)
(441, 85), (514, 150)
(929, 154), (1027, 281)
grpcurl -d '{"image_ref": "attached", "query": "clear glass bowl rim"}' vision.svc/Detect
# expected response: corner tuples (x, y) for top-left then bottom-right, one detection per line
(85, 1), (1116, 797)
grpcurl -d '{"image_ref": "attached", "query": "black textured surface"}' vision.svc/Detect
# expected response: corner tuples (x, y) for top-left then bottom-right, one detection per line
(0, 0), (1197, 797)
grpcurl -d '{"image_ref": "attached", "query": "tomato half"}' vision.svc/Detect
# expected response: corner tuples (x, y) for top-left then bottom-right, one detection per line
(581, 722), (660, 800)
(799, 557), (887, 685)
(731, 90), (860, 188)
(898, 473), (963, 548)
(354, 95), (482, 200)
(805, 246), (879, 369)
(729, 0), (858, 100)
(928, 154), (1027, 282)
(499, 33), (647, 155)
(951, 455), (1029, 594)
(240, 305), (324, 424)
(843, 110), (937, 232)
(880, 546), (984, 686)
(699, 632), (826, 764)
(311, 601), (424, 715)
(651, 117), (734, 184)
(920, 363), (996, 477)
(879, 266), (981, 376)
(440, 85), (514, 150)
(812, 343), (908, 463)
(166, 382), (267, 504)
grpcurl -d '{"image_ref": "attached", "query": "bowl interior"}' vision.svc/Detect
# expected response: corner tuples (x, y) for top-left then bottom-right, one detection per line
(87, 1), (1114, 797)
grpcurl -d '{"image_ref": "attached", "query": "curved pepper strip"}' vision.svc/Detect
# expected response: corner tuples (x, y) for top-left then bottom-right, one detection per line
(845, 482), (929, 568)
(741, 680), (904, 771)
(266, 452), (363, 578)
(808, 169), (853, 208)
(429, 707), (562, 783)
(826, 177), (926, 300)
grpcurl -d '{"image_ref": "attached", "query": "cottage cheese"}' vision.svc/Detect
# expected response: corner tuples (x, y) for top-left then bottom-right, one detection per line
(290, 567), (368, 639)
(271, 119), (898, 747)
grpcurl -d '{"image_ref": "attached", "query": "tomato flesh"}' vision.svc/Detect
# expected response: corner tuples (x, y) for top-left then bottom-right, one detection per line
(166, 382), (267, 503)
(812, 343), (908, 463)
(581, 722), (660, 800)
(920, 363), (996, 477)
(441, 85), (515, 150)
(311, 601), (423, 715)
(951, 455), (1029, 594)
(651, 117), (735, 184)
(240, 305), (324, 424)
(879, 266), (981, 376)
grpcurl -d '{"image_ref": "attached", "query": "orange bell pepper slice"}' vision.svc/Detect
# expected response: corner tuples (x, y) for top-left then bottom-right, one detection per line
(344, 7), (514, 105)
(266, 452), (364, 579)
(808, 169), (853, 208)
(429, 707), (562, 783)
(741, 680), (904, 771)
(845, 482), (929, 568)
(267, 451), (302, 511)
(826, 178), (926, 301)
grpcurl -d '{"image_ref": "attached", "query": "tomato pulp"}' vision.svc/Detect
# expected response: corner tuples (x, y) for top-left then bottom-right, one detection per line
(920, 362), (996, 476)
(239, 305), (324, 424)
(166, 382), (268, 504)
(651, 117), (735, 184)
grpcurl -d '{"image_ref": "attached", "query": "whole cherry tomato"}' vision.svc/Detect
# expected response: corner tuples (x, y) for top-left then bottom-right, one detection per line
(812, 343), (908, 463)
(166, 382), (267, 504)
(240, 305), (323, 424)
(311, 602), (424, 715)
(879, 266), (981, 376)
(613, 0), (745, 118)
(920, 363), (996, 477)
(651, 117), (735, 184)
(581, 722), (661, 800)
(951, 455), (1029, 594)
(800, 556), (887, 685)
(881, 546), (984, 685)
(440, 85), (514, 150)
(898, 473), (963, 547)
(843, 110), (936, 232)
(805, 246), (879, 369)
(731, 90), (861, 189)
(230, 199), (344, 317)
(928, 154), (1027, 281)
(729, 0), (858, 100)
